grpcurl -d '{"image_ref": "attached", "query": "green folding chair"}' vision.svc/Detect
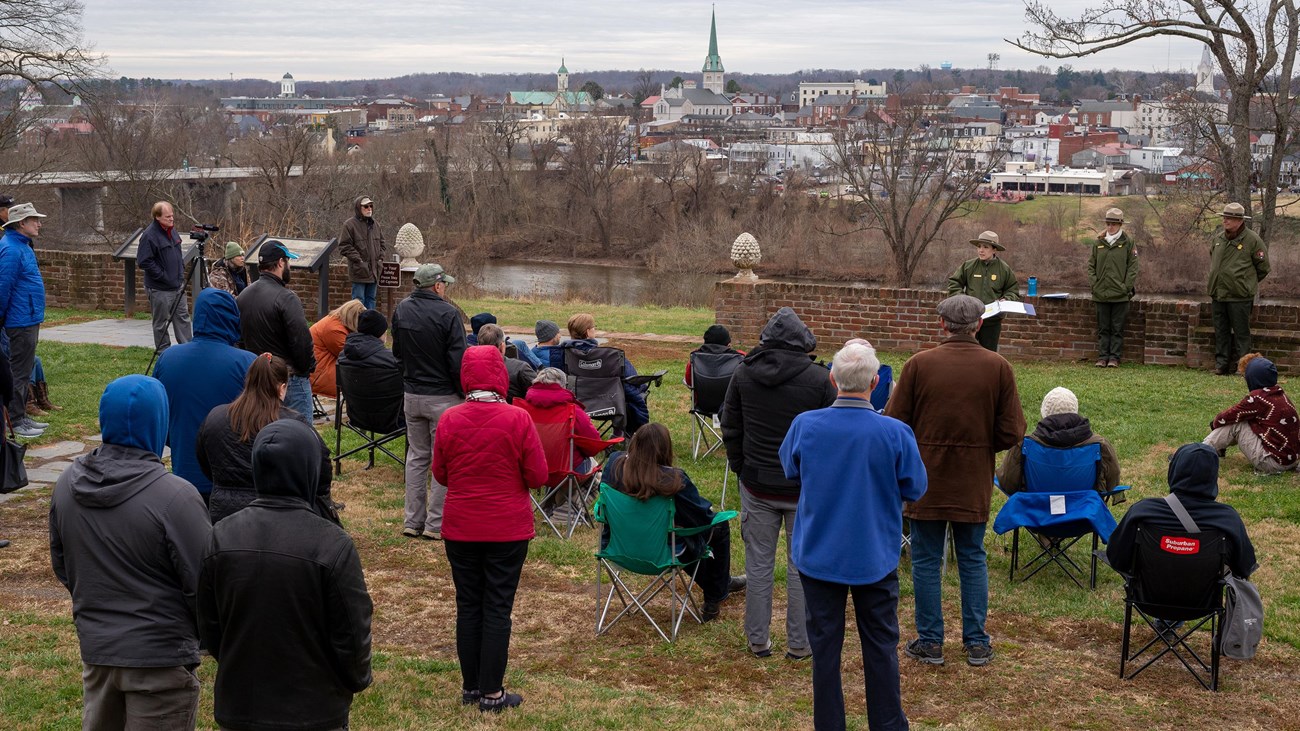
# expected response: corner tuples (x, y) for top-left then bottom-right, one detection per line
(593, 483), (737, 643)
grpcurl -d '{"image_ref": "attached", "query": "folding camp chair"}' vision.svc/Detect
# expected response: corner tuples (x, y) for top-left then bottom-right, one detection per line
(333, 360), (407, 476)
(686, 350), (742, 459)
(517, 399), (623, 539)
(565, 345), (666, 438)
(992, 441), (1129, 589)
(1119, 527), (1228, 691)
(870, 363), (893, 411)
(594, 484), (738, 643)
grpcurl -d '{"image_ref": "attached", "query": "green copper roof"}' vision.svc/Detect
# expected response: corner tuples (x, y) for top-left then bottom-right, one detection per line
(702, 8), (724, 72)
(558, 58), (568, 74)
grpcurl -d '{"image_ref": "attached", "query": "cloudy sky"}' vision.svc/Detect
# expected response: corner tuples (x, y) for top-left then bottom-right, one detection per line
(81, 0), (1205, 81)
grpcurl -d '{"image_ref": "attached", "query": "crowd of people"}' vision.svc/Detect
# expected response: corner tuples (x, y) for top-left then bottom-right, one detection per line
(5, 193), (1277, 730)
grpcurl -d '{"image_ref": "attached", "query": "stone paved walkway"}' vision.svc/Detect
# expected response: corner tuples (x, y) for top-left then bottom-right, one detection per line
(0, 435), (171, 504)
(43, 319), (157, 349)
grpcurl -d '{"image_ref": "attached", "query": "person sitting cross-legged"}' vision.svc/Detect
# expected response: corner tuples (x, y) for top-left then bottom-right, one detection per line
(1204, 353), (1300, 474)
(997, 386), (1123, 501)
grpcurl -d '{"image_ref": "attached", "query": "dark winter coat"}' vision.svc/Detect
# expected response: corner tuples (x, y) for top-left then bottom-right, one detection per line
(337, 196), (388, 283)
(1088, 230), (1139, 302)
(885, 334), (1024, 523)
(391, 287), (465, 396)
(1107, 443), (1256, 578)
(154, 288), (258, 496)
(199, 419), (372, 731)
(49, 375), (212, 668)
(137, 220), (186, 291)
(996, 413), (1122, 496)
(947, 255), (1020, 306)
(720, 307), (837, 499)
(236, 272), (315, 377)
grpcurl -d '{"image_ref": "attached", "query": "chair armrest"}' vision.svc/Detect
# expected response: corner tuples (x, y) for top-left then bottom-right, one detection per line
(672, 510), (738, 537)
(592, 492), (608, 524)
(624, 370), (668, 388)
(1103, 485), (1131, 497)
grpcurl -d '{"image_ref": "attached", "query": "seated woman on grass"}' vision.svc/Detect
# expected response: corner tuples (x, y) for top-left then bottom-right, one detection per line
(602, 423), (745, 620)
(1204, 353), (1300, 474)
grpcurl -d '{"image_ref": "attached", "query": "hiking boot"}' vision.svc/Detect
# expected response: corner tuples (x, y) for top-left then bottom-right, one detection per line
(26, 388), (46, 417)
(965, 643), (994, 667)
(1106, 358), (1120, 368)
(904, 638), (944, 666)
(727, 575), (748, 594)
(402, 527), (422, 539)
(478, 690), (523, 713)
(1094, 358), (1108, 368)
(13, 420), (45, 438)
(702, 601), (721, 622)
(420, 531), (442, 541)
(34, 382), (61, 411)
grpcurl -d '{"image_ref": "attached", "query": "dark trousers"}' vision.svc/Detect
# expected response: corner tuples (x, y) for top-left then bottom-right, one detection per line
(803, 571), (908, 731)
(6, 325), (38, 420)
(1211, 299), (1253, 372)
(975, 316), (1001, 352)
(444, 539), (529, 696)
(685, 522), (732, 603)
(1095, 301), (1130, 360)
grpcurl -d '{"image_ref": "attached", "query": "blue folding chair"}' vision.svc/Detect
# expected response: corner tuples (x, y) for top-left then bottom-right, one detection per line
(993, 440), (1129, 589)
(870, 363), (893, 411)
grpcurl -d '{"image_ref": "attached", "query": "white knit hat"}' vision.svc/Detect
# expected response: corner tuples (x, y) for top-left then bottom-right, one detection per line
(1040, 387), (1079, 418)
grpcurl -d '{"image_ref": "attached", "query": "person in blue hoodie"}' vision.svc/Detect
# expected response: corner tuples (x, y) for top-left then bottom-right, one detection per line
(154, 288), (258, 504)
(0, 202), (50, 437)
(780, 342), (927, 731)
(50, 375), (212, 729)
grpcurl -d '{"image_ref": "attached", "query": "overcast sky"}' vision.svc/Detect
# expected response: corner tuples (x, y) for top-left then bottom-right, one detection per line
(81, 0), (1206, 81)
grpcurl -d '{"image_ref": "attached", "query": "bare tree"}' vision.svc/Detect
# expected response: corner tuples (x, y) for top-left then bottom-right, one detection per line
(1011, 0), (1299, 237)
(236, 117), (323, 224)
(560, 117), (629, 253)
(0, 0), (103, 90)
(824, 92), (1006, 286)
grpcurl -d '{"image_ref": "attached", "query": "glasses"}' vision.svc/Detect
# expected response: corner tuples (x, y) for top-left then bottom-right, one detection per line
(361, 203), (373, 208)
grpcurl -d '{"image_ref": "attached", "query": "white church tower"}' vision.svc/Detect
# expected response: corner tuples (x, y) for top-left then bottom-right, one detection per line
(556, 59), (569, 93)
(280, 73), (296, 98)
(1195, 48), (1216, 94)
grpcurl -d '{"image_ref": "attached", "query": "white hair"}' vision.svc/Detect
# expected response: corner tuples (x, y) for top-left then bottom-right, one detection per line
(832, 343), (880, 393)
(533, 367), (567, 386)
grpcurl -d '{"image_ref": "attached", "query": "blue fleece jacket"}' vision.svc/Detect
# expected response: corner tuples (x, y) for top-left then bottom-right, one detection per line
(781, 397), (928, 584)
(100, 375), (170, 457)
(0, 228), (45, 328)
(153, 289), (257, 495)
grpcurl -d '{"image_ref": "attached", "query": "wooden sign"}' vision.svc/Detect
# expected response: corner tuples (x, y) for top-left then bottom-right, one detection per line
(378, 261), (402, 288)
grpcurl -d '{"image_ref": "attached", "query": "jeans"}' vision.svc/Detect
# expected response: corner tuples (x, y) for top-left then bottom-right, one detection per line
(82, 663), (200, 731)
(910, 519), (989, 647)
(351, 282), (377, 310)
(444, 539), (529, 696)
(283, 374), (313, 424)
(510, 338), (544, 369)
(404, 392), (462, 533)
(6, 325), (38, 420)
(1095, 301), (1130, 360)
(1211, 299), (1252, 372)
(146, 287), (192, 353)
(30, 354), (43, 383)
(740, 485), (808, 653)
(803, 572), (908, 731)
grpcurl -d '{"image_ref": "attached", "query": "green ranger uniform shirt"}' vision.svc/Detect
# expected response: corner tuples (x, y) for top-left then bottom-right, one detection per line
(947, 256), (1020, 305)
(1088, 230), (1139, 303)
(1208, 226), (1269, 302)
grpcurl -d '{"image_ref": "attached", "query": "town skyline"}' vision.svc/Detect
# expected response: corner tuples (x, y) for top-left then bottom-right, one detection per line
(82, 0), (1207, 81)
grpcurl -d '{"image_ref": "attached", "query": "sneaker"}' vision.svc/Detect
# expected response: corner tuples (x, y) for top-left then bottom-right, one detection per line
(965, 643), (994, 667)
(478, 690), (523, 713)
(702, 601), (721, 622)
(1107, 358), (1120, 368)
(13, 422), (45, 438)
(420, 531), (442, 541)
(461, 689), (482, 706)
(727, 575), (748, 594)
(0, 539), (10, 549)
(904, 638), (944, 666)
(401, 527), (422, 539)
(750, 641), (773, 658)
(785, 649), (812, 661)
(19, 416), (48, 430)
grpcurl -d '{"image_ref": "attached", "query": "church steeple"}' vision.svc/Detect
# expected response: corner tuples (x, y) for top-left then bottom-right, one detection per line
(557, 58), (569, 93)
(1195, 46), (1215, 95)
(701, 7), (725, 94)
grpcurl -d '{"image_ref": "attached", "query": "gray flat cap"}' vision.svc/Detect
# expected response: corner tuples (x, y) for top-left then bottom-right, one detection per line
(937, 294), (984, 326)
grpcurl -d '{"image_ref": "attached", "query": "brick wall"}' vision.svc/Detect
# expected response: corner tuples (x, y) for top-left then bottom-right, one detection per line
(715, 278), (1300, 374)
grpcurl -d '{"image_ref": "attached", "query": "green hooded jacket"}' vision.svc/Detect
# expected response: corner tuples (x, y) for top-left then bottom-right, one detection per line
(947, 256), (1020, 305)
(1208, 226), (1269, 302)
(1088, 230), (1139, 303)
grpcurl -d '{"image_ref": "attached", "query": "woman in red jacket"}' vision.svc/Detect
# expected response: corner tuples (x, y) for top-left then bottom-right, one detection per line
(433, 345), (548, 713)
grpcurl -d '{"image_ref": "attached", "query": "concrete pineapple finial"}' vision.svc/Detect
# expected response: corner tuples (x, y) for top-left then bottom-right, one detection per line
(394, 223), (425, 268)
(730, 232), (760, 281)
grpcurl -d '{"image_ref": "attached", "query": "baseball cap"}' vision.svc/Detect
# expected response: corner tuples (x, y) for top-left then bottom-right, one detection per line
(413, 262), (455, 287)
(259, 240), (300, 264)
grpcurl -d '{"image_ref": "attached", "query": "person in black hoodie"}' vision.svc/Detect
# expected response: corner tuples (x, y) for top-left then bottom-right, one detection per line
(338, 309), (404, 423)
(684, 324), (745, 387)
(721, 307), (837, 659)
(1107, 442), (1257, 579)
(997, 386), (1123, 500)
(50, 375), (211, 729)
(198, 419), (373, 731)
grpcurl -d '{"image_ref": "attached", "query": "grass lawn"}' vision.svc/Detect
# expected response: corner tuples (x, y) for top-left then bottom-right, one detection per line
(2, 304), (1299, 729)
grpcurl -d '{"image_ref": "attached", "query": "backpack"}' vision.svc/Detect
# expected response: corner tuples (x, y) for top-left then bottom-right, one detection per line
(1221, 573), (1263, 660)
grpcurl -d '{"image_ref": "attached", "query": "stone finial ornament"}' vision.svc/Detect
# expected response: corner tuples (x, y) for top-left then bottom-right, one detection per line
(394, 223), (425, 268)
(730, 232), (761, 281)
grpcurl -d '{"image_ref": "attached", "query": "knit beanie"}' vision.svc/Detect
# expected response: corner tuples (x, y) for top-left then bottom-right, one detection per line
(1040, 387), (1079, 419)
(223, 242), (245, 260)
(1243, 354), (1277, 391)
(535, 319), (560, 342)
(703, 324), (731, 346)
(357, 309), (388, 338)
(470, 312), (496, 335)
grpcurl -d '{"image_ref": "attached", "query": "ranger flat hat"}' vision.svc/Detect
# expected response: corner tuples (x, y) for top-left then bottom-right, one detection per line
(1104, 207), (1124, 223)
(1220, 202), (1252, 219)
(968, 230), (1004, 251)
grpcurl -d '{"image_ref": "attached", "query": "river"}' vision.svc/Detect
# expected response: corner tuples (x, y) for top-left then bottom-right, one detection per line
(467, 259), (725, 307)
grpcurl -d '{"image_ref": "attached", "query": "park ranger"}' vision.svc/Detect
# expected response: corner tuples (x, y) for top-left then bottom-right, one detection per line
(1088, 207), (1139, 368)
(1208, 202), (1269, 375)
(947, 230), (1020, 352)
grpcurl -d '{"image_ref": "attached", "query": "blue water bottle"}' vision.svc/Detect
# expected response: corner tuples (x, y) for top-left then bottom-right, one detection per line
(1027, 276), (1038, 297)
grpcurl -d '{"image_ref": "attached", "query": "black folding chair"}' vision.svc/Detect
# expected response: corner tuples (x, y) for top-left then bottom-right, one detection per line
(1119, 527), (1228, 691)
(334, 360), (407, 476)
(686, 351), (742, 460)
(564, 346), (665, 439)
